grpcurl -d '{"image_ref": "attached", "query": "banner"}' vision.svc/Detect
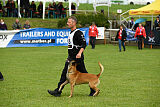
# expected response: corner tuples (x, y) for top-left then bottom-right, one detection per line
(96, 27), (105, 39)
(126, 28), (137, 41)
(0, 28), (89, 48)
(145, 29), (160, 45)
(126, 28), (160, 45)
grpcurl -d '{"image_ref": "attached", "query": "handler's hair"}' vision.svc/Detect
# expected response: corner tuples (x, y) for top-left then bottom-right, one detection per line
(69, 16), (78, 24)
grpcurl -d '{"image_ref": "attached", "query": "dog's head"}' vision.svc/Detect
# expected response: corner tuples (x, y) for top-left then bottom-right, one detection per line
(68, 60), (77, 73)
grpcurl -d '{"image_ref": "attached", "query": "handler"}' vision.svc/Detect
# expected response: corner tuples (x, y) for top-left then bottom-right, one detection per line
(134, 23), (146, 50)
(48, 16), (95, 97)
(89, 22), (98, 49)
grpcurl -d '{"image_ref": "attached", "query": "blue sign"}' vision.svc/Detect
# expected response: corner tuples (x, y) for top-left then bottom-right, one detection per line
(6, 28), (89, 47)
(126, 28), (137, 41)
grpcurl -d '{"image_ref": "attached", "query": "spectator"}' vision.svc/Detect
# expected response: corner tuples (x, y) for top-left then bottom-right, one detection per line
(12, 19), (22, 30)
(0, 1), (3, 11)
(52, 2), (57, 10)
(89, 22), (98, 49)
(154, 16), (160, 30)
(0, 72), (4, 81)
(0, 19), (7, 30)
(0, 1), (4, 17)
(47, 3), (54, 18)
(11, 1), (16, 17)
(23, 20), (31, 30)
(54, 2), (60, 18)
(134, 23), (146, 50)
(128, 17), (135, 29)
(71, 3), (76, 14)
(47, 3), (53, 10)
(116, 25), (127, 52)
(58, 2), (64, 18)
(6, 0), (12, 17)
(38, 2), (43, 18)
(29, 1), (36, 17)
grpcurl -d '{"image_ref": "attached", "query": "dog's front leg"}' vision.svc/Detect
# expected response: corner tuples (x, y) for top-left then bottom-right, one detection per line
(69, 82), (75, 98)
(59, 80), (69, 92)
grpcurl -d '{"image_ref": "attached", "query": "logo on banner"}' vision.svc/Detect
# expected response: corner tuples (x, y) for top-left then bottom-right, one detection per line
(148, 37), (155, 43)
(57, 38), (68, 44)
(0, 35), (8, 41)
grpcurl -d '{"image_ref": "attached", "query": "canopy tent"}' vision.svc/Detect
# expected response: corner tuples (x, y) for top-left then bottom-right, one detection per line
(129, 0), (160, 15)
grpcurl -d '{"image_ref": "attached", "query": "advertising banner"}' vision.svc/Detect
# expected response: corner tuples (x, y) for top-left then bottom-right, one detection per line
(96, 27), (105, 39)
(0, 28), (89, 48)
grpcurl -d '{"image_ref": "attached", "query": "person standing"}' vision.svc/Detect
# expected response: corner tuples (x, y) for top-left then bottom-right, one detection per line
(154, 16), (160, 30)
(29, 1), (36, 18)
(38, 2), (43, 18)
(71, 3), (76, 14)
(48, 16), (96, 97)
(128, 17), (135, 29)
(89, 22), (98, 49)
(0, 19), (7, 30)
(116, 25), (127, 52)
(134, 23), (146, 50)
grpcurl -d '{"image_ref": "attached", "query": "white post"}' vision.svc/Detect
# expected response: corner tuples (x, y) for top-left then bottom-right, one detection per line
(69, 0), (72, 16)
(108, 4), (109, 17)
(151, 15), (153, 30)
(3, 0), (5, 6)
(18, 0), (21, 18)
(76, 0), (79, 10)
(43, 0), (46, 20)
(93, 0), (96, 13)
(108, 0), (110, 17)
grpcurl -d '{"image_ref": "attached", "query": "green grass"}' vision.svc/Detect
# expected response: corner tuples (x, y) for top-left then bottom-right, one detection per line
(0, 45), (160, 107)
(2, 17), (60, 30)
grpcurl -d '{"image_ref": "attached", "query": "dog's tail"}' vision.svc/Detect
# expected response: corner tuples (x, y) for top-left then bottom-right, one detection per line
(97, 62), (104, 78)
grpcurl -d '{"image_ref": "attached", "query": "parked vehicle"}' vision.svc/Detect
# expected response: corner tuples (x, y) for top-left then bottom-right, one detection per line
(127, 0), (155, 5)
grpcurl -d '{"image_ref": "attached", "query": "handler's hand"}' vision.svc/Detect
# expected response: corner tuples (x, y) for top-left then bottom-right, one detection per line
(76, 53), (81, 58)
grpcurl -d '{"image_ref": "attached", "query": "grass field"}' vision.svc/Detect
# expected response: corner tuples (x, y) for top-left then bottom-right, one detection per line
(0, 45), (160, 107)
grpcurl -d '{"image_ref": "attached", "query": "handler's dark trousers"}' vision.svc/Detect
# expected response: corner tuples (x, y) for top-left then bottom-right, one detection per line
(90, 36), (96, 49)
(137, 35), (143, 50)
(56, 58), (95, 94)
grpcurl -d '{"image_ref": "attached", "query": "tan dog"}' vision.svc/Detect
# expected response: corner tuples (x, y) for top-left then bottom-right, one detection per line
(59, 61), (104, 97)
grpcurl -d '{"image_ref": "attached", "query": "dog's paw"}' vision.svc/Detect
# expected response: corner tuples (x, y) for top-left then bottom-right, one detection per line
(68, 95), (72, 98)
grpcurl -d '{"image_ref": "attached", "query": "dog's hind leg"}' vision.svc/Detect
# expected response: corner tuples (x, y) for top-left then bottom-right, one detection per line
(59, 80), (69, 92)
(89, 82), (100, 97)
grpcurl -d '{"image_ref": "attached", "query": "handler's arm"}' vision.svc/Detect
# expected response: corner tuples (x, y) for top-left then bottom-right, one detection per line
(76, 31), (86, 58)
(76, 48), (84, 58)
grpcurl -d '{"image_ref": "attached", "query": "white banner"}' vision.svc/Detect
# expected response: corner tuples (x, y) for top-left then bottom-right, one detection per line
(96, 27), (105, 39)
(0, 30), (19, 48)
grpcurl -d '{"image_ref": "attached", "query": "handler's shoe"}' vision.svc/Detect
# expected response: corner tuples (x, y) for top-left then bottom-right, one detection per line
(48, 89), (61, 97)
(89, 88), (96, 96)
(0, 78), (4, 81)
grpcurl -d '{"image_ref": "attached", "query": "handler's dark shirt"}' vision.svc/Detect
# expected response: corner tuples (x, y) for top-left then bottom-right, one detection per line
(68, 29), (86, 60)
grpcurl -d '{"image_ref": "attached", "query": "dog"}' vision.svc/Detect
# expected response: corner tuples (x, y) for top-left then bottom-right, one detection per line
(58, 61), (104, 97)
